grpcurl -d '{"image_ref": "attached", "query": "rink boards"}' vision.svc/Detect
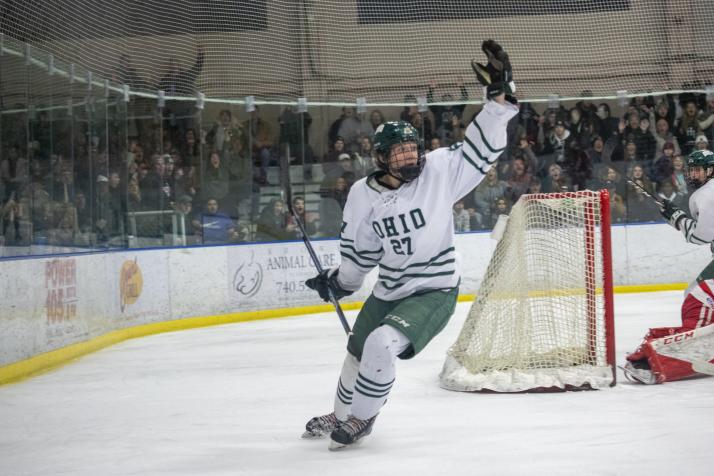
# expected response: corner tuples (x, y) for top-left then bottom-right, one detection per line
(0, 222), (707, 382)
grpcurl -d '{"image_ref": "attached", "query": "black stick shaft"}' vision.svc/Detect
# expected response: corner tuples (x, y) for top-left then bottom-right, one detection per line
(282, 146), (352, 336)
(626, 179), (662, 205)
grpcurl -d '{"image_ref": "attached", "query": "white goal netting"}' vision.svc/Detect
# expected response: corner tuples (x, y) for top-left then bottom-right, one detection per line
(440, 190), (615, 392)
(1, 0), (713, 106)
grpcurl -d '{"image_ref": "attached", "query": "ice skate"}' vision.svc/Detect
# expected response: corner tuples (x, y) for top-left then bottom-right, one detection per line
(328, 415), (377, 451)
(621, 361), (656, 385)
(301, 412), (341, 439)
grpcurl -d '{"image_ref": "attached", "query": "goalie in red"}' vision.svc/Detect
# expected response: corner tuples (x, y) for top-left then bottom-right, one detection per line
(624, 149), (714, 384)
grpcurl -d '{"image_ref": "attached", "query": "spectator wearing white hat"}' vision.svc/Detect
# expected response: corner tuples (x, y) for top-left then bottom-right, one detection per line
(695, 134), (709, 151)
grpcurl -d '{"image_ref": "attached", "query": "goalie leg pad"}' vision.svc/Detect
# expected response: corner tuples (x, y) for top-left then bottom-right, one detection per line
(628, 325), (714, 383)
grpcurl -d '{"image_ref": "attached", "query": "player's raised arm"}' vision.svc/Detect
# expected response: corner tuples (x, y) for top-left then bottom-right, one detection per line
(447, 40), (520, 201)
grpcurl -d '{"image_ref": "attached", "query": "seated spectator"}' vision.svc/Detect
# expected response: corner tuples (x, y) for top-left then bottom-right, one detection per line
(563, 145), (592, 192)
(255, 198), (294, 242)
(242, 106), (274, 185)
(609, 188), (627, 224)
(587, 165), (627, 199)
(671, 154), (688, 197)
(695, 134), (710, 151)
(202, 152), (230, 206)
(368, 110), (385, 134)
(193, 198), (239, 244)
(408, 111), (434, 145)
(656, 180), (687, 213)
(317, 175), (351, 238)
(596, 103), (620, 141)
(653, 118), (681, 158)
(140, 154), (172, 211)
(649, 142), (675, 185)
(652, 97), (676, 130)
(428, 78), (468, 147)
(631, 114), (657, 162)
(628, 164), (655, 194)
(541, 163), (572, 193)
(321, 155), (356, 195)
(0, 193), (23, 245)
(675, 100), (700, 155)
(95, 173), (125, 246)
(471, 167), (507, 226)
(513, 133), (540, 177)
(618, 141), (640, 175)
(323, 136), (347, 177)
(505, 157), (533, 203)
(180, 128), (201, 168)
(206, 109), (239, 159)
(453, 200), (471, 232)
(287, 196), (318, 238)
(337, 107), (372, 153)
(697, 97), (714, 142)
(125, 178), (142, 213)
(48, 204), (79, 247)
(587, 135), (605, 167)
(542, 119), (574, 171)
(174, 194), (196, 244)
(429, 137), (441, 151)
(354, 137), (375, 177)
(528, 177), (542, 195)
(488, 197), (511, 228)
(279, 105), (314, 166)
(625, 165), (659, 222)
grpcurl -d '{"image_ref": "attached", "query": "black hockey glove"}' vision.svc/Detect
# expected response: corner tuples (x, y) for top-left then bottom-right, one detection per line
(305, 268), (353, 303)
(659, 199), (687, 230)
(471, 39), (515, 100)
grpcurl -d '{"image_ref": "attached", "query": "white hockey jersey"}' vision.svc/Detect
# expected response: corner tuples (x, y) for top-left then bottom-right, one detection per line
(681, 177), (714, 251)
(681, 176), (714, 302)
(336, 100), (519, 301)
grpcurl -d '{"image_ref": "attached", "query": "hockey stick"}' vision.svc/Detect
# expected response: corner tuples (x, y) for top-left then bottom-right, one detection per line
(280, 147), (353, 336)
(626, 179), (662, 206)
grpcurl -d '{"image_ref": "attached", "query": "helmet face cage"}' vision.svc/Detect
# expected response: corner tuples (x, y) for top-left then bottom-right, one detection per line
(685, 150), (714, 190)
(373, 121), (425, 182)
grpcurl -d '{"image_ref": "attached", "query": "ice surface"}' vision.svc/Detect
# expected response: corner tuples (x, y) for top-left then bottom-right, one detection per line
(1, 291), (712, 476)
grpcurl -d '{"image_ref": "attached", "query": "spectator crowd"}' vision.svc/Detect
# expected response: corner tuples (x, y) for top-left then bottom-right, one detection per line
(1, 58), (712, 252)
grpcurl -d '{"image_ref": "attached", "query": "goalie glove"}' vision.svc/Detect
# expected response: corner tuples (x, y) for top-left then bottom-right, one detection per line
(659, 199), (687, 230)
(306, 267), (353, 302)
(471, 39), (516, 100)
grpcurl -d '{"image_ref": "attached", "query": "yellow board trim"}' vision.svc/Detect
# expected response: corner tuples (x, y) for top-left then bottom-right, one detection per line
(0, 283), (688, 386)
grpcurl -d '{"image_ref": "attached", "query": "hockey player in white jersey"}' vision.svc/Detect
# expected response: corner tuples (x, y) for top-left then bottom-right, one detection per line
(624, 149), (714, 384)
(302, 40), (519, 450)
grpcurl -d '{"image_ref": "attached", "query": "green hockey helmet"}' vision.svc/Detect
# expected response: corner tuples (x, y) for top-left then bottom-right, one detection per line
(373, 121), (425, 182)
(686, 149), (714, 189)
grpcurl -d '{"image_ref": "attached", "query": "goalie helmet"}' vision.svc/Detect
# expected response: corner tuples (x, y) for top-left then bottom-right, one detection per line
(373, 121), (425, 182)
(685, 149), (714, 189)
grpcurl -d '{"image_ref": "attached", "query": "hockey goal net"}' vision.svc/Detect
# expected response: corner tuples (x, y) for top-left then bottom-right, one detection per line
(440, 190), (615, 392)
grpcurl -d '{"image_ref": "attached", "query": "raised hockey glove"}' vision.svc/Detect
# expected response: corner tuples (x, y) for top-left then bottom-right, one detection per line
(305, 268), (353, 302)
(659, 199), (687, 230)
(471, 39), (515, 100)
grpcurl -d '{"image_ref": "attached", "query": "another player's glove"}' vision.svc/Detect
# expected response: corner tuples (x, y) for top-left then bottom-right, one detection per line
(471, 39), (516, 100)
(659, 199), (687, 230)
(305, 268), (353, 302)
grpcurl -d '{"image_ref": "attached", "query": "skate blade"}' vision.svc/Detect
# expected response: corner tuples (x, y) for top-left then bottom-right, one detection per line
(301, 430), (327, 439)
(619, 365), (656, 385)
(328, 438), (364, 451)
